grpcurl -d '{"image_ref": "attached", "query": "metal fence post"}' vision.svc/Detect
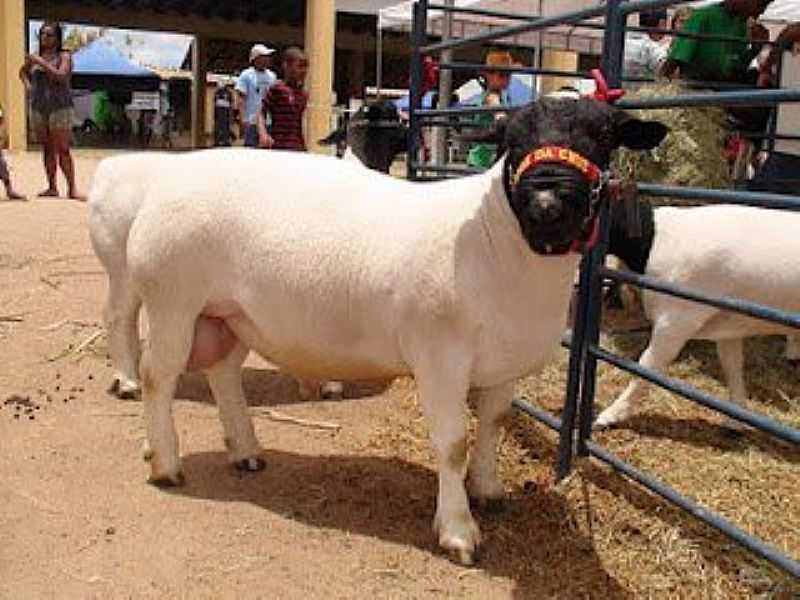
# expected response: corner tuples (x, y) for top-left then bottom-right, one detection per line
(408, 0), (428, 181)
(575, 0), (627, 456)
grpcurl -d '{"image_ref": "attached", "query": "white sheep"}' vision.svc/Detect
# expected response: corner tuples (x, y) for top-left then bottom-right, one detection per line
(596, 202), (800, 429)
(88, 95), (666, 564)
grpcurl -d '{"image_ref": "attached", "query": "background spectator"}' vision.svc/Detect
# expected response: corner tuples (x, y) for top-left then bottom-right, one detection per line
(18, 21), (83, 200)
(466, 50), (513, 169)
(236, 43), (276, 148)
(749, 22), (800, 194)
(0, 103), (25, 200)
(213, 81), (234, 147)
(623, 9), (669, 87)
(659, 0), (773, 86)
(257, 47), (309, 151)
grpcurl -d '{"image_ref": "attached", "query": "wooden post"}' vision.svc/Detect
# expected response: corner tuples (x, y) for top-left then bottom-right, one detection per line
(304, 0), (335, 154)
(0, 0), (27, 150)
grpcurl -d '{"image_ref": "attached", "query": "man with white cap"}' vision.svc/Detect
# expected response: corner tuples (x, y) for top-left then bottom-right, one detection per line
(236, 43), (277, 147)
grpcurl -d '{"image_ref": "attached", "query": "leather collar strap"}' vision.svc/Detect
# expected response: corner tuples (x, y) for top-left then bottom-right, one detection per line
(512, 145), (601, 190)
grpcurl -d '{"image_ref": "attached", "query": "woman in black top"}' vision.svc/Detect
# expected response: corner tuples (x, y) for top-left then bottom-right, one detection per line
(19, 21), (83, 200)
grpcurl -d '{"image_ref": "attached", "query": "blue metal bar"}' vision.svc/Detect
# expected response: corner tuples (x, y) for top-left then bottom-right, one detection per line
(619, 0), (698, 16)
(407, 0), (427, 181)
(590, 344), (800, 446)
(575, 0), (626, 458)
(512, 398), (562, 432)
(439, 61), (594, 80)
(422, 4), (608, 54)
(585, 440), (800, 578)
(408, 162), (482, 176)
(599, 267), (800, 330)
(417, 105), (513, 118)
(617, 88), (800, 110)
(636, 183), (800, 209)
(559, 252), (592, 479)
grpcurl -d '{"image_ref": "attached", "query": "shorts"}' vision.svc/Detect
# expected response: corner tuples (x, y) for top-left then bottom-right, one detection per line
(30, 107), (74, 132)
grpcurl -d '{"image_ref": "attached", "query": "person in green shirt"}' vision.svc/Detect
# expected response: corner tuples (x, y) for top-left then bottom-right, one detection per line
(466, 50), (513, 169)
(660, 0), (772, 86)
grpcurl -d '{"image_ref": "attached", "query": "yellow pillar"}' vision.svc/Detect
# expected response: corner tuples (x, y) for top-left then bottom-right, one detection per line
(540, 49), (579, 96)
(0, 0), (27, 150)
(304, 0), (335, 154)
(191, 35), (208, 149)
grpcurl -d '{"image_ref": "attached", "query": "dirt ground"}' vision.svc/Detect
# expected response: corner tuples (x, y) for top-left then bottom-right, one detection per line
(0, 149), (798, 599)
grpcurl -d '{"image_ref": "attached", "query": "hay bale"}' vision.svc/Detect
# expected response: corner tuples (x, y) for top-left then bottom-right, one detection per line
(615, 82), (733, 206)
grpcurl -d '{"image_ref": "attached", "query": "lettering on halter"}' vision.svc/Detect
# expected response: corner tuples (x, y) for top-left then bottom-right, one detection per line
(512, 145), (601, 189)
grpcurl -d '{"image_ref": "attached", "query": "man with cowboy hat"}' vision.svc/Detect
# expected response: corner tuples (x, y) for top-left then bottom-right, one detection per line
(466, 50), (514, 169)
(236, 43), (277, 147)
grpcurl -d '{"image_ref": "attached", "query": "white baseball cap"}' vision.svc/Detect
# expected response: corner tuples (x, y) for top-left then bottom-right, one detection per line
(250, 44), (276, 62)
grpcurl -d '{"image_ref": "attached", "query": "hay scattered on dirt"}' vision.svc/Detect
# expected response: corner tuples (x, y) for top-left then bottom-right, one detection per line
(368, 334), (799, 597)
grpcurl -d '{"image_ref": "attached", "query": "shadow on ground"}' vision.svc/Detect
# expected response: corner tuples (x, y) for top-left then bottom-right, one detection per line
(171, 449), (631, 599)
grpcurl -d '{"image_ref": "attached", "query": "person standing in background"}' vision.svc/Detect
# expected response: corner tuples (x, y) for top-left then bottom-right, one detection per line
(213, 81), (234, 147)
(19, 21), (83, 200)
(623, 9), (669, 86)
(0, 103), (25, 200)
(236, 44), (276, 148)
(466, 50), (513, 169)
(257, 47), (309, 151)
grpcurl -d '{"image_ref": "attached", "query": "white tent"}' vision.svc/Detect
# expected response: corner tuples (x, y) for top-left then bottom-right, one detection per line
(374, 0), (800, 55)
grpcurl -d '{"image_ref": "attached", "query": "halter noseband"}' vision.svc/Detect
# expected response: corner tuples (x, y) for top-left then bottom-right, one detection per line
(510, 69), (624, 254)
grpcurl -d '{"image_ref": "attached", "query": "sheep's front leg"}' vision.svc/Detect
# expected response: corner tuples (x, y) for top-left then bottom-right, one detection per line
(139, 313), (195, 486)
(467, 383), (514, 505)
(716, 338), (748, 431)
(105, 275), (142, 399)
(204, 342), (265, 471)
(595, 320), (698, 428)
(414, 357), (480, 565)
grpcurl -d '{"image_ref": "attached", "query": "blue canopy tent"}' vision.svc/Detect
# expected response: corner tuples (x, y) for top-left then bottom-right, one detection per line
(72, 39), (161, 92)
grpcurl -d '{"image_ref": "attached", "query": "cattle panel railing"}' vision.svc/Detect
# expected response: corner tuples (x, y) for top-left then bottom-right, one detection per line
(408, 0), (800, 578)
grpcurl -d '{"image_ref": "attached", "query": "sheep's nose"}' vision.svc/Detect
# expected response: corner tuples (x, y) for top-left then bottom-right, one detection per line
(530, 191), (563, 224)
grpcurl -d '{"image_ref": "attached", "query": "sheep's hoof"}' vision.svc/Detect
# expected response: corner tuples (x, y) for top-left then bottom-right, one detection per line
(435, 513), (481, 566)
(108, 377), (140, 400)
(148, 471), (185, 488)
(320, 381), (344, 400)
(234, 457), (266, 472)
(470, 496), (506, 514)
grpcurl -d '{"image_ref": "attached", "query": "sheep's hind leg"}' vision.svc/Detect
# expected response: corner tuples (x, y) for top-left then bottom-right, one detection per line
(716, 338), (748, 432)
(467, 382), (514, 508)
(414, 353), (480, 565)
(139, 309), (195, 486)
(595, 320), (699, 428)
(204, 342), (265, 472)
(105, 274), (142, 399)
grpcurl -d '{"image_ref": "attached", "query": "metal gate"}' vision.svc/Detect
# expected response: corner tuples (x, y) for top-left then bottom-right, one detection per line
(407, 0), (800, 578)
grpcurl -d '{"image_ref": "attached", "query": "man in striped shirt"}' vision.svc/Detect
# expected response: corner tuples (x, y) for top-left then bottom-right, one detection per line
(257, 47), (309, 151)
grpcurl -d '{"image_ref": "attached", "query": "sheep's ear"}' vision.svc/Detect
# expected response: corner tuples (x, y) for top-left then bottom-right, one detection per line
(318, 127), (347, 146)
(614, 112), (668, 150)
